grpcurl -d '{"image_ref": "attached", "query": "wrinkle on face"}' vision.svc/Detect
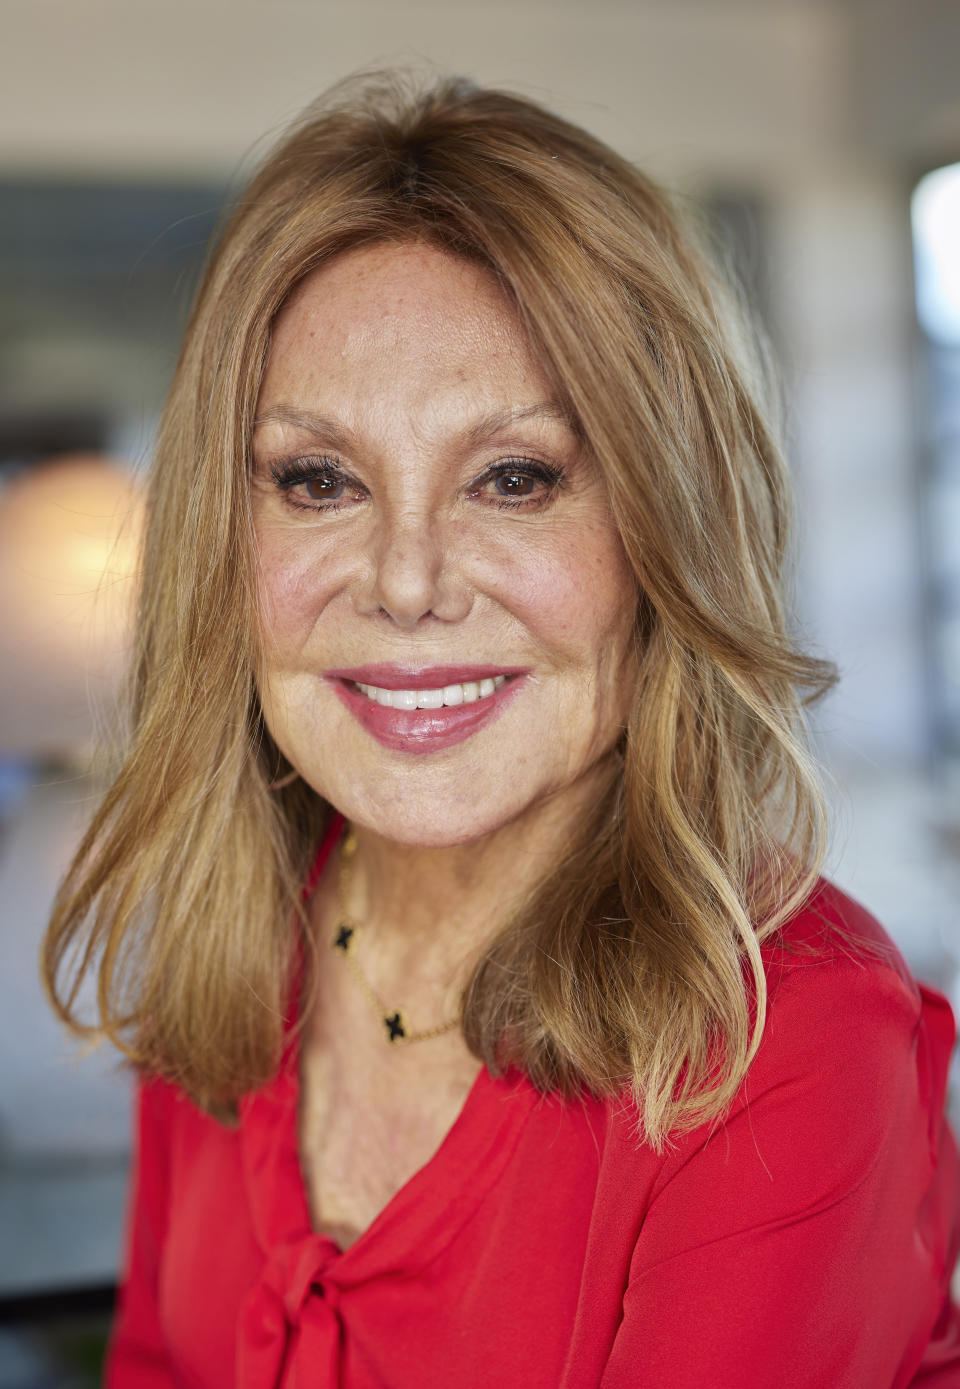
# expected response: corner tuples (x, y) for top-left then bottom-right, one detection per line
(251, 240), (639, 852)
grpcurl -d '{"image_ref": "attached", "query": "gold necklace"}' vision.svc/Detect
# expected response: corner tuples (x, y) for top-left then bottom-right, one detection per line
(333, 825), (461, 1045)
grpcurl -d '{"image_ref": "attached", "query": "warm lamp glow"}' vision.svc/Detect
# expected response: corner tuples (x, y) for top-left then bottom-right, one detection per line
(0, 454), (144, 757)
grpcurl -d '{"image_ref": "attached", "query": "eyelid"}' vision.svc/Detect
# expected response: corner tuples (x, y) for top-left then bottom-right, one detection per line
(470, 455), (565, 486)
(269, 452), (563, 488)
(269, 452), (348, 486)
(266, 450), (565, 514)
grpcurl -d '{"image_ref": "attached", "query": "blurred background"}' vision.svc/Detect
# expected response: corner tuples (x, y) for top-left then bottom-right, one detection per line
(1, 0), (958, 1381)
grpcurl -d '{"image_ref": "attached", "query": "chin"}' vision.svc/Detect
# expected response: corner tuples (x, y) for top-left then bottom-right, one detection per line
(314, 776), (538, 850)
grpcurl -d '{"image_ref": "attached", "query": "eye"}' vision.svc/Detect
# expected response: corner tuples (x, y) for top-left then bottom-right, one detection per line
(493, 472), (537, 497)
(302, 475), (346, 501)
(268, 455), (364, 512)
(471, 458), (565, 510)
(264, 452), (565, 514)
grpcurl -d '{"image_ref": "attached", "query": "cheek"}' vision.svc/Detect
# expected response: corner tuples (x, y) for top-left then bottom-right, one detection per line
(254, 526), (330, 649)
(495, 524), (637, 655)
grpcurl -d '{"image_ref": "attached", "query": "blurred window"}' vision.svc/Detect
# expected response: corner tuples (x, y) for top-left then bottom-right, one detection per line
(0, 180), (222, 1318)
(912, 162), (960, 798)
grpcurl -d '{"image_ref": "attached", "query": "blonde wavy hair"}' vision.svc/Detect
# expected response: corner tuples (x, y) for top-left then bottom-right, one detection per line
(42, 72), (835, 1148)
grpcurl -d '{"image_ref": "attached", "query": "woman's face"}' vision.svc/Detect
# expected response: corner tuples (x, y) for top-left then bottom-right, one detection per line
(251, 241), (638, 847)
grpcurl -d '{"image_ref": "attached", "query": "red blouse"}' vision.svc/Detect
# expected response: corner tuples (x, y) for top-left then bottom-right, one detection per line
(107, 818), (960, 1387)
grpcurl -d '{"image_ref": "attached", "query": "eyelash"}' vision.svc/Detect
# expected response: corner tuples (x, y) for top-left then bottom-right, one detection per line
(267, 454), (565, 514)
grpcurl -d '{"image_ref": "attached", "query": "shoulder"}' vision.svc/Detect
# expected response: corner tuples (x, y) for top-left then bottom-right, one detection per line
(633, 877), (955, 1219)
(766, 875), (913, 974)
(741, 877), (954, 1170)
(134, 1072), (237, 1167)
(603, 882), (960, 1388)
(760, 876), (929, 1037)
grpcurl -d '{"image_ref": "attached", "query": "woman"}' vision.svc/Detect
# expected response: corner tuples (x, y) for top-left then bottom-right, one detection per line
(43, 74), (959, 1386)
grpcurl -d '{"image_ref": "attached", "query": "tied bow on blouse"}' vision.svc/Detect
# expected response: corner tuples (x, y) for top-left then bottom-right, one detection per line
(239, 1235), (343, 1387)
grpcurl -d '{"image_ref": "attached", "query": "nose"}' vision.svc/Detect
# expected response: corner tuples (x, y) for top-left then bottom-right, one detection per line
(355, 504), (473, 628)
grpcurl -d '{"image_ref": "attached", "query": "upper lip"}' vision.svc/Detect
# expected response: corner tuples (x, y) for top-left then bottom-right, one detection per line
(325, 663), (530, 689)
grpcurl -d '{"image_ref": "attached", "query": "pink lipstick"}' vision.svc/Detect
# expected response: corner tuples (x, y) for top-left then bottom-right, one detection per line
(326, 664), (530, 754)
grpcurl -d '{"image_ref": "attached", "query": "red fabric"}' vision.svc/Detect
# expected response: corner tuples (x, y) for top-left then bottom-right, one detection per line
(107, 819), (960, 1387)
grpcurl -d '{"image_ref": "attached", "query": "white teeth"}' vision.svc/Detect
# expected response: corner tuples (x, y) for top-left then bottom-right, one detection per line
(355, 674), (509, 709)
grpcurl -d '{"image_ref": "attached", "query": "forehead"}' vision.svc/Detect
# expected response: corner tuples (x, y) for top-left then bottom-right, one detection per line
(259, 241), (552, 411)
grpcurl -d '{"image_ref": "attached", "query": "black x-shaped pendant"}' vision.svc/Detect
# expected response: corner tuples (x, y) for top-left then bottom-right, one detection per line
(334, 924), (354, 951)
(384, 1012), (406, 1042)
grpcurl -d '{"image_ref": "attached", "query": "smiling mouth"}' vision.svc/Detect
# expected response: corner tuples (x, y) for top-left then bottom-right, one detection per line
(330, 670), (526, 754)
(349, 674), (510, 709)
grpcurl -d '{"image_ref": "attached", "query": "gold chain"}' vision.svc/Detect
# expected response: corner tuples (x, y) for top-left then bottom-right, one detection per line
(333, 825), (461, 1045)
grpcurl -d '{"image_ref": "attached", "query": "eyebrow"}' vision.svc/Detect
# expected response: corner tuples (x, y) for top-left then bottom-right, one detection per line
(253, 401), (579, 451)
(253, 406), (355, 453)
(463, 402), (578, 447)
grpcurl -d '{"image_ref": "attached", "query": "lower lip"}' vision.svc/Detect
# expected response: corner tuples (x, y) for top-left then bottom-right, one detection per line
(330, 676), (527, 754)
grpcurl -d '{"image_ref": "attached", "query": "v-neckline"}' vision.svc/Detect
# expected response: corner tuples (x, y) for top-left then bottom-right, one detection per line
(238, 813), (539, 1286)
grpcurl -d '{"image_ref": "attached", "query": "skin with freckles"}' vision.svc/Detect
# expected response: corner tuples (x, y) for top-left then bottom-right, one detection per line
(251, 240), (638, 980)
(252, 241), (640, 1247)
